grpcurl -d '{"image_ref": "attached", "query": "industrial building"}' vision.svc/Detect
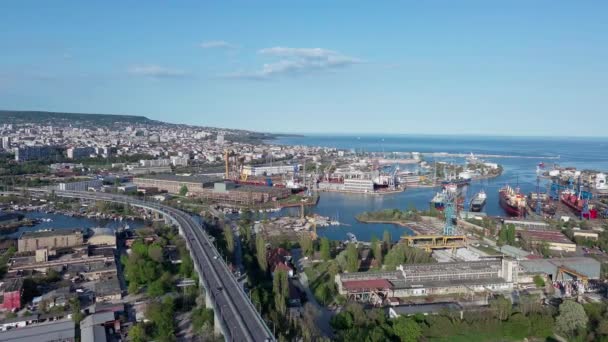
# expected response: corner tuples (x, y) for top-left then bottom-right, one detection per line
(335, 258), (518, 305)
(132, 174), (220, 195)
(343, 178), (375, 192)
(18, 230), (84, 253)
(242, 164), (299, 177)
(519, 257), (600, 281)
(57, 179), (103, 192)
(133, 174), (290, 205)
(0, 318), (75, 341)
(87, 228), (116, 247)
(518, 229), (576, 253)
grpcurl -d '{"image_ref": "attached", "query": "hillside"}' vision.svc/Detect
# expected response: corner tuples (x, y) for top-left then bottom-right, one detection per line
(0, 110), (158, 127)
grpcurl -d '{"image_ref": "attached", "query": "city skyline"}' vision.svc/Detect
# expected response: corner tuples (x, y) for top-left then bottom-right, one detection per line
(1, 1), (607, 136)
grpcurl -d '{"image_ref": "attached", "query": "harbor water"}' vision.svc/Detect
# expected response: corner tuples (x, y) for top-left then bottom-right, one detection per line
(275, 135), (608, 242)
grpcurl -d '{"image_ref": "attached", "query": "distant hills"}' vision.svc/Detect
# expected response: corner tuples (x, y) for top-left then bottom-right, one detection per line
(0, 110), (159, 127)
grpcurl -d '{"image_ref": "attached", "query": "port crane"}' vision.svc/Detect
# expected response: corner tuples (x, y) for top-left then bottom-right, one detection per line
(443, 186), (456, 236)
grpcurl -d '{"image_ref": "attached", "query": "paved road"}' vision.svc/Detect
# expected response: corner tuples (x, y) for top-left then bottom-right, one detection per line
(36, 190), (274, 342)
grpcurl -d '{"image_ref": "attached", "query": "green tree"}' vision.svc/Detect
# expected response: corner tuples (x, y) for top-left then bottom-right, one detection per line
(179, 249), (194, 277)
(129, 323), (147, 342)
(256, 235), (267, 272)
(191, 307), (214, 333)
(224, 224), (235, 254)
(528, 312), (555, 338)
(393, 316), (422, 342)
(147, 297), (176, 342)
(382, 230), (392, 251)
(315, 283), (330, 305)
(346, 243), (359, 272)
(328, 261), (341, 279)
(148, 243), (164, 263)
(179, 185), (188, 196)
(556, 300), (588, 337)
(69, 298), (83, 324)
(539, 241), (551, 258)
(320, 237), (331, 261)
(300, 234), (313, 257)
(489, 295), (512, 321)
(533, 275), (545, 288)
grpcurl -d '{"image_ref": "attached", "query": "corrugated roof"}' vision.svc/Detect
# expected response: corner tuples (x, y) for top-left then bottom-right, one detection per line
(0, 319), (75, 342)
(342, 279), (393, 291)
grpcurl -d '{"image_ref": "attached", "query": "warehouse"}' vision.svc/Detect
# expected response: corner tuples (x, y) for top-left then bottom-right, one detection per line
(520, 257), (600, 280)
(132, 174), (221, 195)
(87, 227), (116, 247)
(518, 229), (576, 252)
(18, 230), (84, 253)
(335, 258), (518, 305)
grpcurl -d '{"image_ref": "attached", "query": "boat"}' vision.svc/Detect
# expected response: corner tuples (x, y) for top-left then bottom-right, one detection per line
(441, 178), (470, 188)
(499, 186), (527, 217)
(560, 189), (598, 219)
(430, 192), (446, 211)
(470, 190), (487, 212)
(527, 192), (557, 216)
(346, 232), (357, 243)
(596, 173), (608, 195)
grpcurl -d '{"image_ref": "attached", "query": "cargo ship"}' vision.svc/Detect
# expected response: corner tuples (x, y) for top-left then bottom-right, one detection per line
(560, 189), (598, 219)
(527, 192), (557, 216)
(499, 186), (527, 217)
(470, 190), (487, 212)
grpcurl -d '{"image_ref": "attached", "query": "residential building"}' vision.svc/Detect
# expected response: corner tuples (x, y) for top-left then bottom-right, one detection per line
(14, 145), (63, 162)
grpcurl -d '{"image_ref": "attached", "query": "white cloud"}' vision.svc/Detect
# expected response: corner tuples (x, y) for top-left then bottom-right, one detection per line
(224, 46), (361, 80)
(200, 40), (236, 49)
(127, 64), (188, 78)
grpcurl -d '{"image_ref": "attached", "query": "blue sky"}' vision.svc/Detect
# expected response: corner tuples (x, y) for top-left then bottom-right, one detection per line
(1, 1), (607, 136)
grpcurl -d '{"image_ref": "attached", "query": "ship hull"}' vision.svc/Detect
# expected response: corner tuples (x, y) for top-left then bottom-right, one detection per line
(470, 198), (486, 212)
(499, 191), (526, 217)
(561, 195), (598, 219)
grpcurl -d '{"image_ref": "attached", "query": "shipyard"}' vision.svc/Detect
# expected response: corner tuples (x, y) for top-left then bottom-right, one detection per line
(3, 2), (608, 341)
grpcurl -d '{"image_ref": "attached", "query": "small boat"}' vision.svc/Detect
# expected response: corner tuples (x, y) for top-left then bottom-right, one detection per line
(346, 232), (357, 243)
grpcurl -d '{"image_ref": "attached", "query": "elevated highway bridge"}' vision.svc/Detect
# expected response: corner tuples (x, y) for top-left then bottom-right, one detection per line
(12, 189), (274, 342)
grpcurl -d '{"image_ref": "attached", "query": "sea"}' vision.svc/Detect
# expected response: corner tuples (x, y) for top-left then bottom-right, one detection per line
(7, 135), (607, 243)
(273, 134), (608, 242)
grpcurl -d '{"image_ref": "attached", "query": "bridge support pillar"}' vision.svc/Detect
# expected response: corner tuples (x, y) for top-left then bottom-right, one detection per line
(214, 311), (223, 336)
(205, 289), (212, 308)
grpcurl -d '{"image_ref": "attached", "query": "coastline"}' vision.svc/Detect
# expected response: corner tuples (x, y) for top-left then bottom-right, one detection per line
(354, 217), (443, 236)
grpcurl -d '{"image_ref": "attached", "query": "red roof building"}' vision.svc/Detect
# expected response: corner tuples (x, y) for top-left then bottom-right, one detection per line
(0, 278), (23, 311)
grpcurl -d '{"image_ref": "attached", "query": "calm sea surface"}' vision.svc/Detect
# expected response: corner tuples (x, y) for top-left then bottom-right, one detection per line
(10, 135), (607, 243)
(274, 135), (608, 242)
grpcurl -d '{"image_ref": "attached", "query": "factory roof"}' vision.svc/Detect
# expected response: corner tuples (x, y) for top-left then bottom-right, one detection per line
(89, 227), (115, 237)
(135, 174), (221, 183)
(0, 319), (75, 342)
(1, 277), (24, 292)
(342, 279), (393, 291)
(521, 257), (601, 279)
(20, 229), (82, 239)
(519, 230), (574, 245)
(389, 302), (462, 317)
(95, 278), (121, 297)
